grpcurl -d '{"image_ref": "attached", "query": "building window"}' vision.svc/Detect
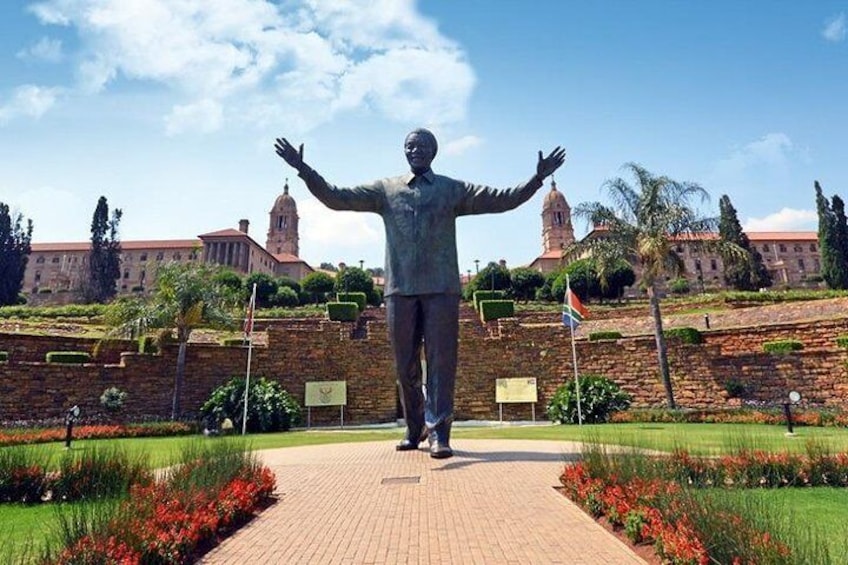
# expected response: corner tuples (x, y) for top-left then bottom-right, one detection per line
(51, 256), (60, 263)
(798, 259), (805, 271)
(553, 211), (564, 226)
(123, 270), (130, 279)
(762, 244), (770, 252)
(173, 253), (181, 260)
(694, 259), (702, 273)
(35, 272), (41, 282)
(810, 243), (817, 252)
(277, 215), (287, 229)
(140, 270), (146, 283)
(156, 252), (164, 261)
(36, 256), (45, 264)
(779, 244), (787, 253)
(140, 253), (147, 261)
(710, 259), (717, 271)
(793, 245), (802, 253)
(814, 258), (821, 271)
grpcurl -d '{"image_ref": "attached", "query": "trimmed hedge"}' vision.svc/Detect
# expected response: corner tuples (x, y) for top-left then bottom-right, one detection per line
(0, 351), (7, 362)
(221, 338), (246, 347)
(589, 331), (623, 341)
(327, 302), (359, 322)
(479, 299), (515, 322)
(664, 327), (703, 344)
(763, 339), (804, 354)
(336, 292), (367, 312)
(45, 351), (91, 364)
(836, 335), (848, 349)
(473, 290), (506, 311)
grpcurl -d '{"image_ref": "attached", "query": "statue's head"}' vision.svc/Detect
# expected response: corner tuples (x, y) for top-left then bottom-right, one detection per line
(405, 128), (438, 174)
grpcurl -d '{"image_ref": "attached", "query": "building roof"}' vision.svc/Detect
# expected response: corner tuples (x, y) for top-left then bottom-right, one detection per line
(747, 231), (817, 241)
(31, 239), (200, 253)
(198, 228), (247, 238)
(272, 252), (305, 263)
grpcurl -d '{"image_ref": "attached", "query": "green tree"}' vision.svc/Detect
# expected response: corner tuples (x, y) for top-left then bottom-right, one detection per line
(301, 271), (336, 303)
(319, 262), (338, 272)
(718, 194), (771, 290)
(245, 272), (278, 308)
(0, 203), (33, 306)
(815, 181), (848, 289)
(276, 276), (301, 295)
(598, 258), (636, 300)
(333, 266), (374, 295)
(553, 259), (599, 302)
(83, 196), (122, 303)
(830, 195), (848, 288)
(105, 263), (235, 419)
(213, 269), (244, 295)
(568, 163), (720, 409)
(509, 267), (545, 302)
(465, 261), (511, 299)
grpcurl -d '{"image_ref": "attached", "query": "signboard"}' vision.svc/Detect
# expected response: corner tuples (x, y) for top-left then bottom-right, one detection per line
(495, 378), (538, 404)
(305, 381), (347, 407)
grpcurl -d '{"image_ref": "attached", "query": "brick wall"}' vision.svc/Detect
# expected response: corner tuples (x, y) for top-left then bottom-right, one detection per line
(1, 313), (847, 424)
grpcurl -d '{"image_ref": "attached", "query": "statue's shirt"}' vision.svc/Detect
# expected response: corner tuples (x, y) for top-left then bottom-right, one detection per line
(299, 168), (543, 296)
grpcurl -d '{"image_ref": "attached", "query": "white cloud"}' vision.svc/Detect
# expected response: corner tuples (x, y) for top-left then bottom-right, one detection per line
(0, 84), (62, 124)
(441, 135), (483, 157)
(23, 0), (475, 134)
(822, 13), (846, 42)
(299, 198), (381, 248)
(743, 208), (817, 232)
(16, 37), (64, 62)
(165, 99), (224, 136)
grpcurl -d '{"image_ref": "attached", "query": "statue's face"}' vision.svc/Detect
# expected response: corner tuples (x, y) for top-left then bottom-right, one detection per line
(404, 132), (435, 173)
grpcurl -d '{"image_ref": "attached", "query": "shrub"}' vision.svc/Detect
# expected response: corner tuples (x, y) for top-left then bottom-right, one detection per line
(724, 378), (748, 399)
(836, 335), (848, 349)
(665, 326), (703, 344)
(130, 285), (145, 292)
(0, 445), (50, 502)
(668, 277), (690, 294)
(479, 299), (514, 322)
(589, 331), (623, 341)
(38, 288), (53, 294)
(100, 387), (127, 412)
(200, 376), (302, 433)
(272, 285), (300, 307)
(220, 338), (246, 347)
(45, 351), (91, 364)
(336, 292), (367, 312)
(327, 302), (359, 321)
(763, 339), (804, 354)
(51, 445), (150, 502)
(546, 375), (631, 424)
(0, 351), (7, 362)
(473, 290), (506, 311)
(138, 335), (158, 354)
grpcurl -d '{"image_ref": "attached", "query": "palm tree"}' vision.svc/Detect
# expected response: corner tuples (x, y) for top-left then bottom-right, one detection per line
(567, 163), (721, 409)
(106, 263), (236, 419)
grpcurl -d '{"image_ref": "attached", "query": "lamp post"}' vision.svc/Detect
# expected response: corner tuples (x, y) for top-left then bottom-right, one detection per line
(474, 259), (480, 274)
(359, 259), (364, 270)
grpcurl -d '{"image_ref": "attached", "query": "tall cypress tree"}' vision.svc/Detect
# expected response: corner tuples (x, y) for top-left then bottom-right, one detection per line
(718, 194), (771, 290)
(0, 203), (33, 306)
(85, 196), (122, 303)
(815, 181), (845, 289)
(830, 194), (848, 288)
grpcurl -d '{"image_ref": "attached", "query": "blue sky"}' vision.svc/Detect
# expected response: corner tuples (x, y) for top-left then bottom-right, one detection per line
(1, 0), (846, 274)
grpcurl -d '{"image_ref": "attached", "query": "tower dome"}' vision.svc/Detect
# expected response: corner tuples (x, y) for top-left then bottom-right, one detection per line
(266, 179), (300, 256)
(541, 178), (575, 254)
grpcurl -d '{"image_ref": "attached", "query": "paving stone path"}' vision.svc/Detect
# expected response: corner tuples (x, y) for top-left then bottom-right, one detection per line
(201, 439), (646, 565)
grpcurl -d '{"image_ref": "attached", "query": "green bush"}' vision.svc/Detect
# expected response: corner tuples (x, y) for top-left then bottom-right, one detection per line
(100, 386), (128, 412)
(589, 331), (623, 341)
(45, 351), (91, 364)
(200, 376), (302, 433)
(272, 286), (300, 307)
(763, 339), (804, 354)
(0, 304), (107, 319)
(665, 327), (703, 344)
(0, 351), (7, 362)
(220, 338), (246, 347)
(37, 288), (53, 294)
(724, 378), (748, 399)
(546, 374), (631, 424)
(473, 290), (506, 311)
(138, 335), (158, 354)
(327, 302), (359, 321)
(479, 299), (515, 322)
(668, 277), (691, 294)
(836, 335), (848, 349)
(336, 292), (367, 312)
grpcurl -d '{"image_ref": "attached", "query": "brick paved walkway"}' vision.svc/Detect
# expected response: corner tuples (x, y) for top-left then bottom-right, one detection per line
(201, 439), (646, 565)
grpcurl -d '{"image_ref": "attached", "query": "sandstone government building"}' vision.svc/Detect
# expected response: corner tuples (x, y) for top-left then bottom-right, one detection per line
(23, 180), (822, 300)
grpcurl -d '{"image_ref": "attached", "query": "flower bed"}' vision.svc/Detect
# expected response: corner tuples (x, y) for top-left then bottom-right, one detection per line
(0, 422), (193, 447)
(610, 408), (848, 428)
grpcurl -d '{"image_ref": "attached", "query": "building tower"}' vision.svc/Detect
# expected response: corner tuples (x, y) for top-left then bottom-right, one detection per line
(541, 178), (575, 254)
(266, 179), (299, 256)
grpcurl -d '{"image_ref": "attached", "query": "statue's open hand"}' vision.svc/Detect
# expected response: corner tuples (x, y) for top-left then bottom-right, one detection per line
(536, 146), (566, 180)
(274, 137), (306, 173)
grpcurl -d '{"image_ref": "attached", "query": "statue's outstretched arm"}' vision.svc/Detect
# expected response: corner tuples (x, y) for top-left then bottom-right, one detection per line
(536, 146), (567, 180)
(274, 137), (308, 175)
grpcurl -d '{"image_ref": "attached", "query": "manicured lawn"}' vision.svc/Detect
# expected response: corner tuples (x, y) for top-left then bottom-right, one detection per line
(0, 503), (56, 561)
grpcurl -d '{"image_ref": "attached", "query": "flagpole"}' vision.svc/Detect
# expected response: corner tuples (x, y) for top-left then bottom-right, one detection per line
(242, 283), (257, 436)
(566, 275), (584, 426)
